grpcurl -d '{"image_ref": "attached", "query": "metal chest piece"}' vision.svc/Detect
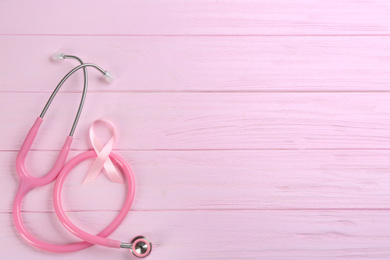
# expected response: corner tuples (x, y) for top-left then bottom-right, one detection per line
(131, 236), (152, 258)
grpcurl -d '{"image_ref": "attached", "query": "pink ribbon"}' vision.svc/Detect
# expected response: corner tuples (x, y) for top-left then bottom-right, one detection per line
(82, 120), (124, 184)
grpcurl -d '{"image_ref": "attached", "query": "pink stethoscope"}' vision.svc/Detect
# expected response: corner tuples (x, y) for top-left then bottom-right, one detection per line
(13, 54), (152, 258)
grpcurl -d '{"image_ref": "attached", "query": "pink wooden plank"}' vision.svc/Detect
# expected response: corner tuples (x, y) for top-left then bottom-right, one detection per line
(2, 93), (390, 150)
(2, 149), (390, 212)
(1, 36), (390, 92)
(2, 210), (390, 259)
(1, 1), (390, 35)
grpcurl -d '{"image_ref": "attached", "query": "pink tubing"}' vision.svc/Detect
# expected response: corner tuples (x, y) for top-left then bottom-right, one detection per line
(15, 118), (72, 187)
(13, 118), (134, 252)
(53, 150), (135, 249)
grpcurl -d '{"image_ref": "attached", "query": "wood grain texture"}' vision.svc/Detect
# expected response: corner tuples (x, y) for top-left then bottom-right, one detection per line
(1, 150), (390, 213)
(2, 210), (390, 259)
(1, 35), (390, 92)
(1, 0), (390, 35)
(2, 93), (390, 150)
(2, 0), (390, 259)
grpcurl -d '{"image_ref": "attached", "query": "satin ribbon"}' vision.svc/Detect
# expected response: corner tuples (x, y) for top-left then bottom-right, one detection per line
(82, 120), (124, 184)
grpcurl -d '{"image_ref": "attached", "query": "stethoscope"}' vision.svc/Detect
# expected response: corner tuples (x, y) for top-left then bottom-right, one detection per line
(12, 53), (152, 258)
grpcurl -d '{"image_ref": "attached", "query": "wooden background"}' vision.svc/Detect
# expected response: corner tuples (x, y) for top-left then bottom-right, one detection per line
(1, 0), (390, 259)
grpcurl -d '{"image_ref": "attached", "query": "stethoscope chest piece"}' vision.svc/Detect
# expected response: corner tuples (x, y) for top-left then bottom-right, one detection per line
(131, 236), (152, 258)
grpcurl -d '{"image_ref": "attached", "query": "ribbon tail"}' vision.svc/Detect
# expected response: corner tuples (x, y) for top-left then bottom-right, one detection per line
(82, 144), (112, 184)
(82, 160), (103, 184)
(98, 137), (124, 184)
(104, 158), (124, 184)
(83, 154), (124, 184)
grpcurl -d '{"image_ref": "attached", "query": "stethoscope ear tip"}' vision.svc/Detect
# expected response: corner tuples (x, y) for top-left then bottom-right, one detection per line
(51, 52), (65, 61)
(103, 71), (114, 83)
(130, 236), (152, 258)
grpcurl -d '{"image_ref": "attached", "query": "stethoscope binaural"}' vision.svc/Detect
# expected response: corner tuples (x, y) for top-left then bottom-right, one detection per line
(12, 53), (152, 258)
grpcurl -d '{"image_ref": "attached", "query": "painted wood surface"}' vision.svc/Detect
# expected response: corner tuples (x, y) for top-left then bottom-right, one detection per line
(2, 210), (390, 259)
(1, 0), (390, 35)
(1, 150), (390, 213)
(3, 93), (390, 150)
(2, 36), (390, 92)
(1, 0), (390, 259)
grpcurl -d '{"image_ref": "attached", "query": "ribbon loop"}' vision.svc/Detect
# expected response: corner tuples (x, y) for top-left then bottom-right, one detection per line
(82, 120), (124, 184)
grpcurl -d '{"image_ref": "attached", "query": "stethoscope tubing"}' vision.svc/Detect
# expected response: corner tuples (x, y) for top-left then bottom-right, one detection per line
(41, 54), (88, 137)
(12, 156), (129, 253)
(13, 54), (151, 257)
(53, 150), (135, 249)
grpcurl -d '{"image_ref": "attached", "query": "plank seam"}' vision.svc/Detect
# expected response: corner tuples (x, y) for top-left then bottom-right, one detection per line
(2, 208), (390, 214)
(5, 148), (390, 152)
(3, 34), (390, 37)
(5, 90), (390, 94)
